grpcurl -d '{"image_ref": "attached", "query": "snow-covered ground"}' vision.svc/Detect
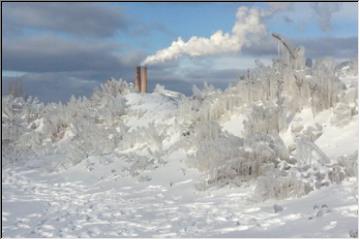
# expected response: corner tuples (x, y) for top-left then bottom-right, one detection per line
(2, 158), (357, 237)
(2, 61), (358, 237)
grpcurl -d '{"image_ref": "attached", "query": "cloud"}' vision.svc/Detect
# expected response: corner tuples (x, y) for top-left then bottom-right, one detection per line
(2, 3), (357, 103)
(3, 68), (235, 102)
(143, 6), (267, 65)
(296, 37), (357, 59)
(3, 73), (100, 102)
(2, 33), (145, 103)
(184, 68), (244, 83)
(267, 2), (292, 13)
(241, 35), (357, 59)
(242, 37), (277, 57)
(3, 34), (144, 73)
(147, 54), (251, 92)
(1, 3), (149, 102)
(311, 3), (341, 31)
(3, 2), (129, 37)
(131, 21), (176, 38)
(148, 66), (243, 96)
(266, 2), (344, 32)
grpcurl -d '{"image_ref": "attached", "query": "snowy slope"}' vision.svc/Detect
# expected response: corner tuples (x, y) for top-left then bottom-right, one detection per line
(2, 65), (359, 237)
(2, 161), (357, 237)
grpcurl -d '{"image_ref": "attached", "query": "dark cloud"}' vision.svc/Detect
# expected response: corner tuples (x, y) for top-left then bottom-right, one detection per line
(3, 2), (129, 37)
(131, 21), (176, 38)
(2, 66), (146, 103)
(2, 35), (144, 103)
(147, 56), (242, 85)
(3, 73), (99, 103)
(3, 35), (145, 73)
(242, 39), (277, 57)
(148, 76), (232, 97)
(2, 70), (220, 102)
(296, 37), (358, 59)
(184, 68), (243, 83)
(2, 2), (228, 102)
(242, 36), (357, 59)
(148, 63), (243, 96)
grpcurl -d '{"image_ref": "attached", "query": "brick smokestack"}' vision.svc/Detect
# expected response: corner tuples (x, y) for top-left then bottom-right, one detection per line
(135, 66), (148, 93)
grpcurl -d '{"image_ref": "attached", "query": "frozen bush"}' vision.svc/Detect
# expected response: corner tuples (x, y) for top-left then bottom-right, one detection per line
(331, 102), (354, 126)
(91, 78), (132, 100)
(119, 122), (167, 156)
(191, 122), (289, 186)
(246, 133), (289, 162)
(312, 58), (341, 112)
(337, 151), (358, 177)
(2, 79), (129, 169)
(327, 164), (346, 184)
(244, 102), (283, 135)
(303, 124), (323, 142)
(255, 170), (312, 200)
(295, 136), (330, 166)
(153, 84), (166, 94)
(2, 96), (45, 165)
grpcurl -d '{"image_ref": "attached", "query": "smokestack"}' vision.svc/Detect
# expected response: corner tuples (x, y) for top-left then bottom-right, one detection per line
(135, 66), (148, 93)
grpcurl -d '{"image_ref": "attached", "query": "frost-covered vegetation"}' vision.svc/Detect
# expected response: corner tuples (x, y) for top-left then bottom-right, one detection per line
(2, 36), (358, 237)
(2, 37), (358, 200)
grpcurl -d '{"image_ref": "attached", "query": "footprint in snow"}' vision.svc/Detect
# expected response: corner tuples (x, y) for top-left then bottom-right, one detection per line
(273, 204), (284, 213)
(308, 204), (331, 220)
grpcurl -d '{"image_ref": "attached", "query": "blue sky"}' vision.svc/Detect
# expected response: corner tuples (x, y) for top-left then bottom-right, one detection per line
(2, 2), (358, 102)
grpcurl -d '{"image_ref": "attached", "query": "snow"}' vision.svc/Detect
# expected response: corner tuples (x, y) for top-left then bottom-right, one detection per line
(123, 92), (178, 130)
(316, 116), (358, 160)
(2, 60), (358, 237)
(340, 76), (358, 96)
(2, 165), (357, 237)
(221, 107), (248, 138)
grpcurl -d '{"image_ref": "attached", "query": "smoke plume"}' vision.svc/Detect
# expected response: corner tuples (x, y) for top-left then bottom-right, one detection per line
(143, 7), (266, 65)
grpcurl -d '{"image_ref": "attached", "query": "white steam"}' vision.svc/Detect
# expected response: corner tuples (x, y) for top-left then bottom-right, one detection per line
(143, 7), (266, 65)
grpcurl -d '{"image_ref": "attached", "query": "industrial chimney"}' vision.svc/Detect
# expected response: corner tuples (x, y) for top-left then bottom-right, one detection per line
(135, 66), (148, 93)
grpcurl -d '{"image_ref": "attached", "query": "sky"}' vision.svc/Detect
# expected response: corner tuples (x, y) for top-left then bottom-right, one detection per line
(2, 2), (358, 102)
